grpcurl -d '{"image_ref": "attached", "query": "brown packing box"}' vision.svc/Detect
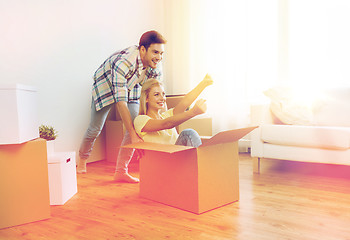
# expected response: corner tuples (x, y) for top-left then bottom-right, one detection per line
(165, 94), (184, 109)
(105, 118), (212, 162)
(106, 95), (212, 163)
(105, 100), (212, 163)
(88, 127), (106, 163)
(165, 95), (213, 134)
(123, 126), (257, 214)
(178, 117), (212, 136)
(111, 94), (211, 130)
(111, 94), (184, 120)
(106, 120), (125, 162)
(0, 138), (51, 229)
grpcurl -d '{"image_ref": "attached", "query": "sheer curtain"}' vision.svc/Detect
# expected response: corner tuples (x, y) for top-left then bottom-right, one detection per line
(187, 0), (278, 133)
(288, 0), (350, 89)
(163, 0), (278, 134)
(163, 0), (349, 133)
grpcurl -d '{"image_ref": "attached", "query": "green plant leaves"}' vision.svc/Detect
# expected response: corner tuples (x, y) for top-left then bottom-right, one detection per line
(39, 124), (58, 141)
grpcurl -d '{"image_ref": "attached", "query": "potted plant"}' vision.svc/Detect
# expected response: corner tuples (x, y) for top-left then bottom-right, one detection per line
(39, 124), (58, 155)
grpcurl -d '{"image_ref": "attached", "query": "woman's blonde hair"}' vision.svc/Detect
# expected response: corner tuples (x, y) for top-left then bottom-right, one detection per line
(139, 78), (164, 115)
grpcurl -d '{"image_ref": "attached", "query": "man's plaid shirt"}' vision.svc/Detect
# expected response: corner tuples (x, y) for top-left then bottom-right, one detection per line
(92, 45), (162, 111)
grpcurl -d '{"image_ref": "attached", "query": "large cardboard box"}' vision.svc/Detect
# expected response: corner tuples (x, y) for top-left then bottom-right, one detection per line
(166, 94), (185, 109)
(105, 117), (212, 163)
(106, 95), (212, 163)
(178, 117), (212, 136)
(88, 127), (107, 163)
(106, 120), (125, 162)
(0, 84), (39, 145)
(166, 95), (213, 135)
(47, 152), (77, 205)
(0, 139), (50, 229)
(124, 127), (257, 214)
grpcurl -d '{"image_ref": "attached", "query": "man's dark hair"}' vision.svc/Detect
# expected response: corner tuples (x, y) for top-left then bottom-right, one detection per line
(139, 30), (167, 50)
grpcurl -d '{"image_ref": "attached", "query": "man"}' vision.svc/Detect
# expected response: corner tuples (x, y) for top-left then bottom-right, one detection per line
(77, 30), (166, 183)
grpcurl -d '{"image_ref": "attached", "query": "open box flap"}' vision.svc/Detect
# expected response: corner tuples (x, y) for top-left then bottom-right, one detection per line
(200, 126), (258, 147)
(122, 142), (195, 153)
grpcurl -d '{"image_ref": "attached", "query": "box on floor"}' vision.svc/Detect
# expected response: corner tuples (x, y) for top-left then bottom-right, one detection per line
(124, 126), (257, 214)
(47, 151), (77, 205)
(105, 94), (213, 163)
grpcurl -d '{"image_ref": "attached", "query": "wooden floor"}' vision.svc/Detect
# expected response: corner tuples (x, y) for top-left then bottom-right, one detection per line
(1, 154), (350, 240)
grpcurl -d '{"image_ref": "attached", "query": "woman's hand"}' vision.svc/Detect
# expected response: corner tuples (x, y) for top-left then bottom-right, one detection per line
(201, 74), (214, 87)
(173, 74), (212, 115)
(190, 99), (207, 116)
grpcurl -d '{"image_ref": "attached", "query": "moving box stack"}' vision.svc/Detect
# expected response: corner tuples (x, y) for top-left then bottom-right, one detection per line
(0, 84), (51, 229)
(0, 84), (77, 229)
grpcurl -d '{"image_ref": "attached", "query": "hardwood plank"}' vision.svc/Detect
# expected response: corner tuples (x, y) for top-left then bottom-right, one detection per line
(1, 154), (350, 240)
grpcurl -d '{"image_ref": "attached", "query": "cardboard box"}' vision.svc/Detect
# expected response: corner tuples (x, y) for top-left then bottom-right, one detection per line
(178, 117), (212, 136)
(0, 84), (39, 145)
(108, 94), (212, 151)
(106, 120), (125, 162)
(88, 127), (106, 163)
(110, 95), (185, 121)
(124, 126), (257, 214)
(0, 139), (50, 229)
(47, 152), (77, 205)
(105, 117), (212, 163)
(166, 94), (185, 109)
(106, 94), (212, 164)
(166, 95), (212, 135)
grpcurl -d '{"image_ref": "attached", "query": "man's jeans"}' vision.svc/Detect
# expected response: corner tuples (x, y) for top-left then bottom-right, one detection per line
(79, 101), (139, 173)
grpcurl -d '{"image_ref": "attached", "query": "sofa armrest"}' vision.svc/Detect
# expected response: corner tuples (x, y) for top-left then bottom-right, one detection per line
(250, 126), (263, 157)
(251, 104), (274, 125)
(250, 104), (272, 157)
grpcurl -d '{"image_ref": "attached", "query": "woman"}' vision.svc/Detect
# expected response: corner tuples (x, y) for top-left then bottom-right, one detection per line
(134, 74), (213, 147)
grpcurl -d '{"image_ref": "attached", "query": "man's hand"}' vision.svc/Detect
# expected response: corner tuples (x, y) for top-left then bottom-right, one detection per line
(130, 131), (144, 144)
(191, 99), (207, 116)
(130, 131), (144, 158)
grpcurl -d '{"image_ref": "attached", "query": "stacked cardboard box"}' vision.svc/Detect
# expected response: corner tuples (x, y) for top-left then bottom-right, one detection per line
(0, 139), (51, 229)
(0, 84), (50, 228)
(105, 95), (213, 162)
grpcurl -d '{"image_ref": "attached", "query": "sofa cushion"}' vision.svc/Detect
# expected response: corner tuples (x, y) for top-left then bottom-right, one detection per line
(261, 124), (350, 150)
(263, 86), (314, 125)
(264, 86), (350, 127)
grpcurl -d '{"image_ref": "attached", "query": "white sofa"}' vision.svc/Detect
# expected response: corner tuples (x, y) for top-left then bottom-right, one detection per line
(250, 87), (350, 173)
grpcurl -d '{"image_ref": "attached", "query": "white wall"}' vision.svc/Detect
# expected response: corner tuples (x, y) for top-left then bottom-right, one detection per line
(0, 0), (164, 153)
(162, 0), (192, 95)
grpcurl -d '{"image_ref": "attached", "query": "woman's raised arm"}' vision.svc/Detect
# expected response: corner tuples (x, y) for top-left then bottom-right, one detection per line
(173, 74), (213, 115)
